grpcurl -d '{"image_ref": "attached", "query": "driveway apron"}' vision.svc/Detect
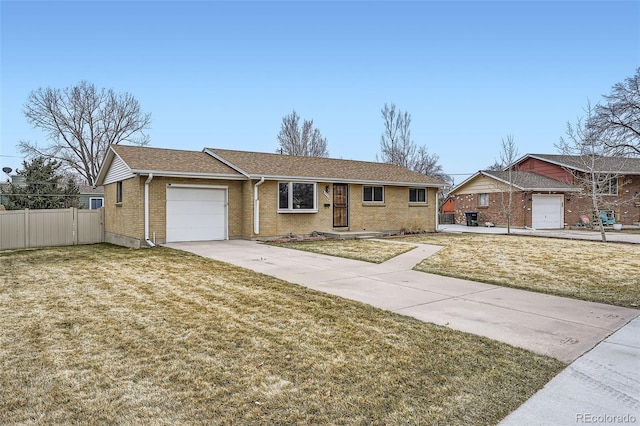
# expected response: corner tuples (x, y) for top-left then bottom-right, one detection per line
(164, 239), (638, 364)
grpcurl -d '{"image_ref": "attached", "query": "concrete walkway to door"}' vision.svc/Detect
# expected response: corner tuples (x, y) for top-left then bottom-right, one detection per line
(164, 239), (637, 364)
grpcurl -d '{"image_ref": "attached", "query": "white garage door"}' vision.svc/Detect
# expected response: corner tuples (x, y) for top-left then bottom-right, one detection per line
(166, 186), (227, 242)
(532, 194), (564, 229)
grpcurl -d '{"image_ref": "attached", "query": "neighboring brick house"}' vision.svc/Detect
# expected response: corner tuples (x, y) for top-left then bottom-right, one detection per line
(95, 145), (448, 248)
(451, 154), (640, 229)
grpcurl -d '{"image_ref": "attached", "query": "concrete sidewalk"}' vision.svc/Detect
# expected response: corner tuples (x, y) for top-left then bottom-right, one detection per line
(165, 240), (637, 364)
(500, 316), (640, 425)
(439, 223), (640, 244)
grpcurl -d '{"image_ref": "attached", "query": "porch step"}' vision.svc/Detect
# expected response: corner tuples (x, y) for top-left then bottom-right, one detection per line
(319, 230), (384, 240)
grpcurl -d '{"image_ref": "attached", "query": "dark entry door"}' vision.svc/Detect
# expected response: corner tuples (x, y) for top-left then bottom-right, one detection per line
(333, 184), (349, 227)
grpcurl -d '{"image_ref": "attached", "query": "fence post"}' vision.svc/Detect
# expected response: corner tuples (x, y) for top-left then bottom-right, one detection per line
(24, 208), (30, 248)
(100, 207), (105, 242)
(72, 207), (78, 245)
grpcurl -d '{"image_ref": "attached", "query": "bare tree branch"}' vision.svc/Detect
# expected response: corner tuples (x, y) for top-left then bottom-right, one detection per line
(589, 68), (640, 156)
(497, 134), (519, 234)
(20, 81), (151, 185)
(378, 102), (451, 183)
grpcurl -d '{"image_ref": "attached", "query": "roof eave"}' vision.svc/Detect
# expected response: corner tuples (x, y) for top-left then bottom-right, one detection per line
(525, 187), (582, 192)
(247, 174), (445, 187)
(448, 171), (483, 193)
(130, 170), (248, 180)
(95, 147), (117, 186)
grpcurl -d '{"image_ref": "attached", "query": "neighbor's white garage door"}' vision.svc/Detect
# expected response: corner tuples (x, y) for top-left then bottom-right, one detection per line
(166, 186), (227, 242)
(532, 194), (564, 229)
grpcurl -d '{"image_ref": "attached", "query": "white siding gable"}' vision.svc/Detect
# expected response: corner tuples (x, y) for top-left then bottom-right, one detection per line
(454, 175), (510, 195)
(103, 153), (135, 185)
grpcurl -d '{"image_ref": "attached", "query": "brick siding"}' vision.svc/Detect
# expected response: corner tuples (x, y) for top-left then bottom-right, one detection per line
(105, 178), (440, 246)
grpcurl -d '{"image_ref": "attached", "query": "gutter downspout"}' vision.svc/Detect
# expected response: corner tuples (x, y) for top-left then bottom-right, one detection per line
(435, 189), (440, 231)
(253, 177), (265, 235)
(144, 173), (155, 247)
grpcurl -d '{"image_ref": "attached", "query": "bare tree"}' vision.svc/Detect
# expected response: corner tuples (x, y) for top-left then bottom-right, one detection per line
(590, 68), (640, 155)
(378, 102), (451, 182)
(379, 103), (415, 168)
(497, 135), (519, 234)
(413, 146), (451, 183)
(20, 81), (151, 186)
(557, 103), (628, 242)
(277, 110), (329, 157)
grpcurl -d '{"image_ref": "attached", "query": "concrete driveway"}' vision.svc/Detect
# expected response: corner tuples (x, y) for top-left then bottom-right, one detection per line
(165, 239), (637, 364)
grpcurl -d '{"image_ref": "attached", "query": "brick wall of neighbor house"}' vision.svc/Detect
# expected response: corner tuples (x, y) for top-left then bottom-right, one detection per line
(563, 175), (640, 225)
(454, 192), (529, 227)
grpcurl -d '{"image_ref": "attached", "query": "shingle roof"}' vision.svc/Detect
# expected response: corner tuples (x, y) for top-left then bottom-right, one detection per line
(111, 145), (242, 176)
(482, 171), (580, 191)
(206, 148), (447, 186)
(527, 154), (640, 174)
(99, 145), (448, 187)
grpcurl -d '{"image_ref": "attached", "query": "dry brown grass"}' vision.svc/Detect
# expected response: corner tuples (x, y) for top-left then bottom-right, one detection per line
(399, 233), (640, 308)
(0, 245), (563, 425)
(270, 239), (416, 263)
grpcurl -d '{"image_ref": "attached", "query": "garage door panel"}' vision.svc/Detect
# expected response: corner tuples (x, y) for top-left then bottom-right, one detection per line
(166, 187), (227, 242)
(167, 189), (225, 202)
(167, 200), (224, 211)
(167, 214), (222, 228)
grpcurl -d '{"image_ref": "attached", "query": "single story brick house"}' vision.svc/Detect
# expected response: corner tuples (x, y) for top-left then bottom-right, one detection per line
(451, 154), (640, 229)
(96, 145), (448, 247)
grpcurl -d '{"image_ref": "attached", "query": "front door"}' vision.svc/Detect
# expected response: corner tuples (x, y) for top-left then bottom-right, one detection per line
(333, 183), (349, 228)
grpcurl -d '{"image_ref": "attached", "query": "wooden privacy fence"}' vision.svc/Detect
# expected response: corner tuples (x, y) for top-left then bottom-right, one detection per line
(0, 208), (104, 250)
(439, 213), (455, 225)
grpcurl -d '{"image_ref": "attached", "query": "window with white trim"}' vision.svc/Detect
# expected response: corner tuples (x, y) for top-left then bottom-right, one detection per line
(409, 188), (426, 203)
(89, 197), (104, 209)
(278, 182), (317, 212)
(478, 193), (489, 207)
(363, 186), (384, 202)
(116, 181), (123, 204)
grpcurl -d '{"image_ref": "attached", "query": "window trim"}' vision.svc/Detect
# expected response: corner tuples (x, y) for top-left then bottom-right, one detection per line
(363, 185), (384, 203)
(116, 181), (123, 204)
(409, 188), (427, 204)
(598, 176), (619, 196)
(277, 181), (318, 213)
(478, 193), (489, 207)
(89, 197), (104, 209)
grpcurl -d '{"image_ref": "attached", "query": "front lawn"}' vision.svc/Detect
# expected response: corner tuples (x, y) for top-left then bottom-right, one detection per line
(269, 238), (416, 263)
(401, 233), (640, 309)
(0, 245), (563, 425)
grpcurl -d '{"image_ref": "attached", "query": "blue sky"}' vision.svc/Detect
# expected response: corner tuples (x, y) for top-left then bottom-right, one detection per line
(1, 0), (639, 184)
